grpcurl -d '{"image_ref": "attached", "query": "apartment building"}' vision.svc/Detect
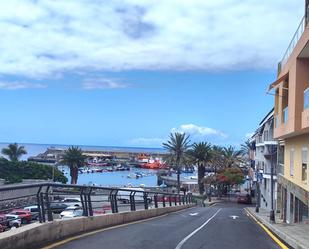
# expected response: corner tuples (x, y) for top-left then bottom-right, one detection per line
(251, 109), (278, 212)
(268, 1), (309, 223)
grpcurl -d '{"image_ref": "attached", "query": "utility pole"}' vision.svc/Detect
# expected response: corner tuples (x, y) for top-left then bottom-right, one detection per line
(269, 146), (276, 223)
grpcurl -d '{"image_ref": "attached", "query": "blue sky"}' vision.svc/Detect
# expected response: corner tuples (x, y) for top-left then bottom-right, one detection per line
(0, 1), (304, 148)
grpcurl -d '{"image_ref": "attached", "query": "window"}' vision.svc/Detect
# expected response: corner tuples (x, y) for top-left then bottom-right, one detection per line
(290, 148), (294, 176)
(304, 88), (309, 110)
(302, 147), (308, 181)
(283, 107), (288, 123)
(264, 130), (269, 141)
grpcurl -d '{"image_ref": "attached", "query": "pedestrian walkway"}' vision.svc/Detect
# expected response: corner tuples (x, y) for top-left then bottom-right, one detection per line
(246, 207), (309, 249)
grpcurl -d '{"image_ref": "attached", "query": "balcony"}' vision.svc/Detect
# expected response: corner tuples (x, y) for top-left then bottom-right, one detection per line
(278, 16), (307, 74)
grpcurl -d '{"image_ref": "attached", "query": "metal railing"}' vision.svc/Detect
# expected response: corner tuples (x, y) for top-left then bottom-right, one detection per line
(279, 16), (307, 73)
(0, 183), (192, 226)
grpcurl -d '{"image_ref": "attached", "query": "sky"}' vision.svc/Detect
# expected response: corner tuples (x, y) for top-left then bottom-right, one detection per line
(0, 0), (305, 148)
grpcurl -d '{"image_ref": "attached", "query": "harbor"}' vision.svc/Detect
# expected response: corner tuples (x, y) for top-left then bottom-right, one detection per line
(26, 145), (198, 189)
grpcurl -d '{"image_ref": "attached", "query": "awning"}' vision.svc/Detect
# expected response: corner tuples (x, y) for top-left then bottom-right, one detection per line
(268, 72), (289, 91)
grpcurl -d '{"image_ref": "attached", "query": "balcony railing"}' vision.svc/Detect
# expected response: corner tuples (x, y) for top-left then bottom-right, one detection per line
(278, 16), (307, 74)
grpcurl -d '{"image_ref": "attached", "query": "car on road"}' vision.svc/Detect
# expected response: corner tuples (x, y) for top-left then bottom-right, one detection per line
(0, 214), (21, 228)
(9, 209), (32, 224)
(237, 193), (252, 204)
(24, 206), (39, 220)
(60, 206), (83, 219)
(50, 203), (69, 214)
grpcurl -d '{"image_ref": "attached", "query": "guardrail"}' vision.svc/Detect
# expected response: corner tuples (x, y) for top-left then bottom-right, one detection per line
(279, 15), (307, 74)
(0, 183), (192, 226)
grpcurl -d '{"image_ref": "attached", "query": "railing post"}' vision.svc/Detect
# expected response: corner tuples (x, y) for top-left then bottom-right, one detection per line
(143, 192), (149, 210)
(182, 195), (185, 205)
(87, 187), (93, 217)
(154, 194), (158, 208)
(174, 195), (177, 206)
(178, 195), (181, 205)
(80, 188), (87, 216)
(110, 190), (118, 213)
(162, 195), (166, 207)
(130, 191), (136, 211)
(36, 186), (43, 223)
(169, 196), (172, 207)
(40, 192), (46, 222)
(45, 186), (53, 222)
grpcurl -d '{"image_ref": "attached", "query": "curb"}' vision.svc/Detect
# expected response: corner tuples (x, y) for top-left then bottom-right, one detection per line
(245, 208), (308, 249)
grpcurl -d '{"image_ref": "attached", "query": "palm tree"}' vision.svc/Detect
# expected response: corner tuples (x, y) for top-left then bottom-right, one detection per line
(163, 132), (191, 193)
(240, 139), (255, 158)
(222, 146), (243, 168)
(188, 142), (212, 195)
(1, 143), (27, 161)
(60, 146), (86, 184)
(211, 145), (225, 172)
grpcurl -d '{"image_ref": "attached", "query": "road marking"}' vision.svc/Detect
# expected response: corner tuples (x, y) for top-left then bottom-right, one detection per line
(175, 208), (222, 249)
(189, 212), (199, 216)
(245, 209), (289, 249)
(229, 215), (239, 220)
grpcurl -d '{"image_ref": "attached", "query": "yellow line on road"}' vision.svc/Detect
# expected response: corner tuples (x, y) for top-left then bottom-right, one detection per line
(245, 209), (289, 249)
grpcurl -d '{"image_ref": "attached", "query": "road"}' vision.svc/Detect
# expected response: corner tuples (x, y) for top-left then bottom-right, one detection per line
(45, 203), (288, 249)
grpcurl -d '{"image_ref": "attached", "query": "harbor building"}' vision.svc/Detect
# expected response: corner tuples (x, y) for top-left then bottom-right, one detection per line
(268, 0), (309, 223)
(251, 109), (278, 212)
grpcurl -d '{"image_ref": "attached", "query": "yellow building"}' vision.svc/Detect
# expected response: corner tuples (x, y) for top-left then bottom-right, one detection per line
(269, 1), (309, 223)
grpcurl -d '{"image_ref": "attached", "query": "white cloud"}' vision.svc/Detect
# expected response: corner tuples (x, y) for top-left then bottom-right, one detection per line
(0, 0), (304, 78)
(171, 124), (227, 139)
(82, 78), (129, 90)
(0, 81), (47, 90)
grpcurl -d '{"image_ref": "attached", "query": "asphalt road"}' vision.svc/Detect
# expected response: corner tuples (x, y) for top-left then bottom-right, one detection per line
(48, 203), (286, 249)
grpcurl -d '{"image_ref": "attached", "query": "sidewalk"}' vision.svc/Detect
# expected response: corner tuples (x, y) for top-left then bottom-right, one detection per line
(246, 207), (309, 249)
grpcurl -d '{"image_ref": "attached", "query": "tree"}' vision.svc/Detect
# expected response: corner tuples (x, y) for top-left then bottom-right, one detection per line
(188, 142), (212, 195)
(1, 143), (27, 161)
(222, 146), (243, 168)
(60, 146), (86, 184)
(211, 145), (225, 172)
(163, 132), (191, 193)
(0, 158), (67, 184)
(217, 167), (245, 190)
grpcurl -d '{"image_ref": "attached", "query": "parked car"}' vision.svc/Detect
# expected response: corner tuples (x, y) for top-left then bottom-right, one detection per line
(50, 203), (69, 214)
(24, 206), (39, 220)
(0, 223), (5, 232)
(60, 206), (83, 219)
(9, 210), (32, 224)
(61, 197), (82, 207)
(0, 214), (21, 228)
(117, 188), (152, 204)
(237, 193), (252, 204)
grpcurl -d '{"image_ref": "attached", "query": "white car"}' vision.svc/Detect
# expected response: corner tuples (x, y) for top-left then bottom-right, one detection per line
(5, 214), (21, 228)
(61, 197), (82, 207)
(60, 206), (83, 219)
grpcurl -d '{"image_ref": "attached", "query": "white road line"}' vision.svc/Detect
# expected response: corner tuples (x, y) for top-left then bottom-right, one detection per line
(175, 208), (222, 249)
